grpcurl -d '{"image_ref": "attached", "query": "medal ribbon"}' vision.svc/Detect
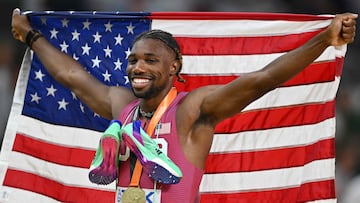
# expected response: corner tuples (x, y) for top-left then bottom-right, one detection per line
(129, 87), (178, 187)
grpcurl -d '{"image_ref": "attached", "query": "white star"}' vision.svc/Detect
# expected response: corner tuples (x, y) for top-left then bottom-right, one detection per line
(34, 70), (45, 81)
(73, 53), (79, 61)
(60, 41), (69, 53)
(91, 56), (101, 68)
(71, 92), (77, 99)
(82, 43), (91, 55)
(94, 112), (100, 117)
(71, 30), (80, 41)
(102, 70), (111, 82)
(93, 32), (102, 43)
(79, 103), (85, 113)
(50, 28), (58, 39)
(30, 92), (41, 104)
(46, 85), (57, 97)
(126, 23), (135, 34)
(83, 19), (91, 30)
(124, 75), (129, 84)
(125, 47), (131, 59)
(58, 98), (69, 110)
(41, 18), (47, 25)
(103, 46), (112, 58)
(114, 33), (124, 45)
(61, 18), (69, 27)
(104, 21), (113, 32)
(114, 58), (122, 70)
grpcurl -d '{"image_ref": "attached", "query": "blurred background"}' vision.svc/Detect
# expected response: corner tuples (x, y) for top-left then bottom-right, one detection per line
(1, 0), (359, 202)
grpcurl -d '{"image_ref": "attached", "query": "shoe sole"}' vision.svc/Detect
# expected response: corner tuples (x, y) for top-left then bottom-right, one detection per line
(88, 137), (119, 185)
(122, 122), (181, 184)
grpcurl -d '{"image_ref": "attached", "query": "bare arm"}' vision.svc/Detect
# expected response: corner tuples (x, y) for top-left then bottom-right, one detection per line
(199, 13), (357, 125)
(11, 8), (135, 119)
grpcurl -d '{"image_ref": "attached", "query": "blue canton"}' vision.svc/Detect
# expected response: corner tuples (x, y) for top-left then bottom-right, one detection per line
(23, 11), (151, 131)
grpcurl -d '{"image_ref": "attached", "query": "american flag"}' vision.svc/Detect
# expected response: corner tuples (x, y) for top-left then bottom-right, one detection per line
(0, 12), (345, 202)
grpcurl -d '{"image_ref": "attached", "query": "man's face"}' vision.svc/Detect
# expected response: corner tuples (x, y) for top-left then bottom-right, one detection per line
(126, 38), (177, 99)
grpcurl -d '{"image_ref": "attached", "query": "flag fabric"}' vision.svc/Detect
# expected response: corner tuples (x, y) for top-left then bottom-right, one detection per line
(0, 11), (346, 203)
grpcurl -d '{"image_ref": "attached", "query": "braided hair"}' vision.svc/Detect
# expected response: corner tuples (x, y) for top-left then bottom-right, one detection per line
(133, 29), (185, 83)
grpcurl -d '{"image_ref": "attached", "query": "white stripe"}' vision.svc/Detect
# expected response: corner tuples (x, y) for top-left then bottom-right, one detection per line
(152, 19), (332, 36)
(243, 77), (340, 111)
(0, 49), (33, 186)
(335, 45), (347, 57)
(7, 151), (115, 191)
(0, 49), (32, 161)
(307, 199), (336, 203)
(199, 158), (335, 192)
(181, 47), (336, 74)
(16, 115), (101, 149)
(0, 186), (60, 203)
(210, 118), (335, 153)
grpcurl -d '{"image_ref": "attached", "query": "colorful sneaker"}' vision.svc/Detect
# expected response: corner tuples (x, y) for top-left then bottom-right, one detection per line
(88, 120), (122, 185)
(121, 120), (182, 184)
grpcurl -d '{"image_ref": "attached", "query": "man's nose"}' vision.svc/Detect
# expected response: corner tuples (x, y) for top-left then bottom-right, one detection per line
(132, 60), (146, 73)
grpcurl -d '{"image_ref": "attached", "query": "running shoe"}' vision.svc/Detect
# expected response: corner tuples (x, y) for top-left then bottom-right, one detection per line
(121, 120), (182, 184)
(88, 120), (122, 185)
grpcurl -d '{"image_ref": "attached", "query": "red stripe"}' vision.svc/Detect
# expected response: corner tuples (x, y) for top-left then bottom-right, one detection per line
(336, 56), (344, 76)
(175, 30), (323, 55)
(215, 100), (335, 133)
(200, 179), (335, 203)
(151, 12), (332, 21)
(175, 61), (336, 91)
(12, 134), (94, 168)
(3, 168), (114, 203)
(282, 62), (336, 86)
(205, 138), (334, 173)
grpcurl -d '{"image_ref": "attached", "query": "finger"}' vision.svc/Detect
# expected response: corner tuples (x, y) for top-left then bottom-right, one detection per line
(350, 13), (358, 19)
(341, 26), (356, 40)
(343, 18), (357, 27)
(335, 13), (358, 26)
(342, 24), (356, 34)
(341, 33), (355, 43)
(340, 13), (358, 19)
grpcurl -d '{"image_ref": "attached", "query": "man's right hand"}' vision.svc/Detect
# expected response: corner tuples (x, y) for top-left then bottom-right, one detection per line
(11, 8), (32, 43)
(325, 13), (357, 47)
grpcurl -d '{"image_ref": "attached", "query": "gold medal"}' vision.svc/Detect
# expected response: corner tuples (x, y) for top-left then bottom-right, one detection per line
(122, 187), (146, 203)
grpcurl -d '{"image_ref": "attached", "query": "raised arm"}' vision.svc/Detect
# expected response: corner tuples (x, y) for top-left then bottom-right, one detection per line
(200, 13), (357, 124)
(11, 8), (135, 119)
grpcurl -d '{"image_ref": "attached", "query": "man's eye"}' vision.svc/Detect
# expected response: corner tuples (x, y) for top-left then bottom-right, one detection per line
(146, 59), (156, 63)
(128, 58), (137, 64)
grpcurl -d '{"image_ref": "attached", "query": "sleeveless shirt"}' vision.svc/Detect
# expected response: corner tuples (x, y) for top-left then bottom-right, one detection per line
(116, 92), (204, 203)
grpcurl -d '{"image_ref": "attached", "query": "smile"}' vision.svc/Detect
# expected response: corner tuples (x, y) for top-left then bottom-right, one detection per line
(132, 78), (151, 84)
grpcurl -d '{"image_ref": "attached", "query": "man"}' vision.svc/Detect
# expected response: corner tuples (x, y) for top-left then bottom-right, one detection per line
(11, 8), (357, 203)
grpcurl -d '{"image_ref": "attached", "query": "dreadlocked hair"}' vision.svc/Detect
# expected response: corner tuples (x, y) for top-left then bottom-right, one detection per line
(133, 29), (185, 83)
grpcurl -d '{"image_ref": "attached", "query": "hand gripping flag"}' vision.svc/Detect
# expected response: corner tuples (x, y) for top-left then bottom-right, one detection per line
(0, 11), (346, 203)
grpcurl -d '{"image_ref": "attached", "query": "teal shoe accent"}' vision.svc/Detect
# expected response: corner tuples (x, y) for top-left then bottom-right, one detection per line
(121, 121), (182, 184)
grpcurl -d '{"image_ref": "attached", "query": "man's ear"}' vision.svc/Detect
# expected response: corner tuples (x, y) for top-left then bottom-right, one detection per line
(170, 61), (179, 76)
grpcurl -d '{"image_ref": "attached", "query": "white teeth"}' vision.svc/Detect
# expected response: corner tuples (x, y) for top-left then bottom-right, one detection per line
(133, 78), (149, 83)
